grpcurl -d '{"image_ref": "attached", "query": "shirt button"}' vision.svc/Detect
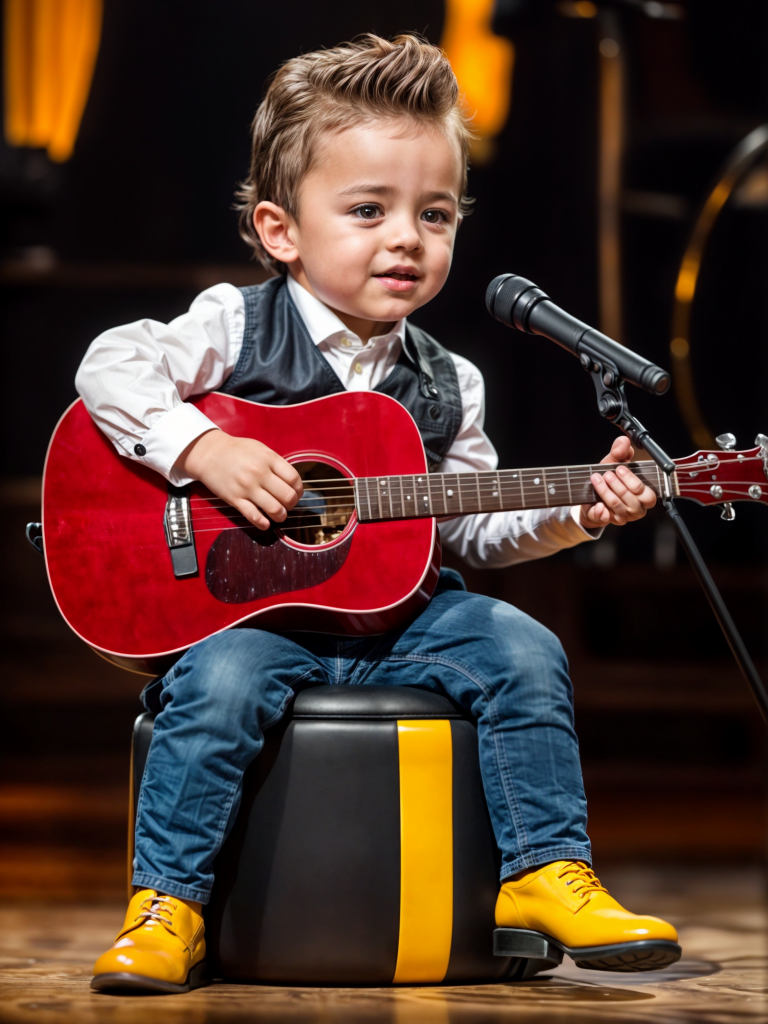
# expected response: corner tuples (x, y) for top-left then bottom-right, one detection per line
(134, 443), (147, 457)
(341, 337), (351, 347)
(354, 362), (363, 374)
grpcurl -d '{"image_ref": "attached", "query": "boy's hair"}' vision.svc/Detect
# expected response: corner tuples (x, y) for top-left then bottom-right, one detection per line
(236, 33), (474, 272)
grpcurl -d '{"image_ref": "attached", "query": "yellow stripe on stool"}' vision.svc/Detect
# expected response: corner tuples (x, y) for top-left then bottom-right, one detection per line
(393, 719), (453, 984)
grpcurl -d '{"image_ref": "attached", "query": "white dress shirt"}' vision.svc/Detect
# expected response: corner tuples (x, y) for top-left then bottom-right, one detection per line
(75, 275), (599, 567)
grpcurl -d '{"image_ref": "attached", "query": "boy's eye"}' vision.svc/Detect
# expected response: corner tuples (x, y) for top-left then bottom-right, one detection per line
(352, 204), (383, 220)
(422, 209), (449, 224)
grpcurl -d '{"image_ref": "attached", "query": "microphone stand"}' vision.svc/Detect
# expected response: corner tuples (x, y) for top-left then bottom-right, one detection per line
(583, 352), (768, 725)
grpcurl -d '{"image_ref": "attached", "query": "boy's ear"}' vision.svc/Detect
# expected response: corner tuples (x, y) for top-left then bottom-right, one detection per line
(253, 202), (300, 265)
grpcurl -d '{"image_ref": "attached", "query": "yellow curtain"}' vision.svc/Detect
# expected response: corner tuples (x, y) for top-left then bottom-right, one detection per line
(440, 0), (515, 163)
(4, 0), (102, 162)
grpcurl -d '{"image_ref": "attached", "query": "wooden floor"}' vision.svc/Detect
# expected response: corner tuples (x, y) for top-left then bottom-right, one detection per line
(0, 867), (765, 1024)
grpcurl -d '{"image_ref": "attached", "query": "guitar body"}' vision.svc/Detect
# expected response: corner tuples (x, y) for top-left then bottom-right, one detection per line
(43, 392), (440, 674)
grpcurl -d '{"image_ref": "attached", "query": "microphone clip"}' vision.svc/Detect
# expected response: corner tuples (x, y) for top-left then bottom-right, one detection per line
(580, 351), (676, 474)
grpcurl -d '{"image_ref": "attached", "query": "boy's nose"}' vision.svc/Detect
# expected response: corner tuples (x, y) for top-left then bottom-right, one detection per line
(386, 219), (423, 252)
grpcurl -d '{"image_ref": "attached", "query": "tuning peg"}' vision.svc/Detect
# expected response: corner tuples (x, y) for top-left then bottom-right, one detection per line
(720, 503), (736, 522)
(755, 434), (768, 449)
(716, 433), (737, 451)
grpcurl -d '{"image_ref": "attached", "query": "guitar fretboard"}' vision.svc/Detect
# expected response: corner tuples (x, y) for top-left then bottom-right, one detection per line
(355, 461), (671, 522)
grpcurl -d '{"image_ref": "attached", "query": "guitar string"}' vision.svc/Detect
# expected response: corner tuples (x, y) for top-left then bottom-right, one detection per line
(186, 485), (761, 535)
(193, 479), (765, 524)
(186, 455), (762, 491)
(186, 458), (749, 507)
(185, 463), (658, 502)
(184, 459), (765, 525)
(187, 465), (668, 502)
(187, 477), (764, 522)
(187, 470), (670, 514)
(187, 457), (756, 506)
(208, 456), (762, 492)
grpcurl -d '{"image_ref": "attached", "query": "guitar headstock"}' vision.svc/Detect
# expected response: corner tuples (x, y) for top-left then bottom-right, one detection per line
(674, 434), (768, 508)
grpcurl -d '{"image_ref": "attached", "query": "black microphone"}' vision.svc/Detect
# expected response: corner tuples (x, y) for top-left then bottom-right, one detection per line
(485, 274), (670, 396)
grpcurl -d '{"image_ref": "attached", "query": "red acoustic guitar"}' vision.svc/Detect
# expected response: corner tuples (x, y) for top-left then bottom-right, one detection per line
(40, 391), (768, 674)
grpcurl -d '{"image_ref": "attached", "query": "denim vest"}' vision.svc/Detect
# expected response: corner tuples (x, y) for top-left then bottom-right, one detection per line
(220, 277), (463, 467)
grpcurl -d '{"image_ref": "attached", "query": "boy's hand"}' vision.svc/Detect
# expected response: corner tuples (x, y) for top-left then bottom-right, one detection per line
(179, 429), (303, 531)
(579, 435), (656, 528)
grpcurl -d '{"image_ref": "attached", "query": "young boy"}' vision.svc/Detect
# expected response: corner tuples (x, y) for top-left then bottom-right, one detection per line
(77, 34), (678, 994)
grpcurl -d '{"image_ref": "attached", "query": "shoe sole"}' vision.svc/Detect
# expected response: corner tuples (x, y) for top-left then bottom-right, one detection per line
(494, 928), (682, 973)
(91, 959), (210, 994)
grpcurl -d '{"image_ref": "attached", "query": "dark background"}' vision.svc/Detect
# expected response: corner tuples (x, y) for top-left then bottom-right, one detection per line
(1, 0), (767, 900)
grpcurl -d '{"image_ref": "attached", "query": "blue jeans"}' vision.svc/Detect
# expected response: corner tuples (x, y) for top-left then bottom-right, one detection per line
(134, 569), (591, 904)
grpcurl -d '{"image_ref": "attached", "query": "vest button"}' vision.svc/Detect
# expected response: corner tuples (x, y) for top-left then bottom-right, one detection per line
(134, 443), (147, 457)
(428, 404), (441, 420)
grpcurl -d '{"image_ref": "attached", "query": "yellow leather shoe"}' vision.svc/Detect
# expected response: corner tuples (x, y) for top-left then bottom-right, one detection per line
(494, 861), (681, 973)
(91, 889), (209, 994)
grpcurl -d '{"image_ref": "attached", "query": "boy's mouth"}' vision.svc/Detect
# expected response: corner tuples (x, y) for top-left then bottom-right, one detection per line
(373, 267), (420, 292)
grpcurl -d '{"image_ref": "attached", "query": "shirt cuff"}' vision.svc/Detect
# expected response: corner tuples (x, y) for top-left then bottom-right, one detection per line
(570, 503), (605, 539)
(133, 403), (219, 485)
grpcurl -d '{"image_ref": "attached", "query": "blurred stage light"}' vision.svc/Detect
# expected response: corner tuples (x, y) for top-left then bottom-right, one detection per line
(3, 0), (102, 162)
(441, 0), (515, 164)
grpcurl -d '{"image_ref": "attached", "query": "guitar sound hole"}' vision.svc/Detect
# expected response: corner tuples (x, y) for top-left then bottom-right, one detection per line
(280, 461), (354, 547)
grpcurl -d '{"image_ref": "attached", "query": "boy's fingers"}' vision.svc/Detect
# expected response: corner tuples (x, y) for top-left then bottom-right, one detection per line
(600, 471), (644, 515)
(604, 435), (634, 463)
(615, 465), (645, 493)
(591, 474), (630, 522)
(267, 474), (303, 510)
(234, 499), (271, 531)
(584, 502), (608, 524)
(592, 472), (653, 523)
(254, 488), (287, 522)
(615, 465), (657, 507)
(272, 458), (304, 495)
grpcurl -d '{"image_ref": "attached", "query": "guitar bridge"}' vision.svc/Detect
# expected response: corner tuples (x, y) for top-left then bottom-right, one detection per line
(164, 485), (198, 578)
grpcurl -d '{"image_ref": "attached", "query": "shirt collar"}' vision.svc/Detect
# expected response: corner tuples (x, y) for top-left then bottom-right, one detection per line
(286, 274), (406, 347)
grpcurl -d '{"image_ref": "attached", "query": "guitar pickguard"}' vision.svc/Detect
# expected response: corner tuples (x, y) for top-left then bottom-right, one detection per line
(205, 527), (354, 604)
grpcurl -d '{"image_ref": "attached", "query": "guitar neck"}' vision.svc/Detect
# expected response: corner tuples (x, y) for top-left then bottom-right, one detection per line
(355, 460), (674, 522)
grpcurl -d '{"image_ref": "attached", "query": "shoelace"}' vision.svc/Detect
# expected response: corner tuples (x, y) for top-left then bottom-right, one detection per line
(556, 861), (608, 900)
(135, 894), (179, 932)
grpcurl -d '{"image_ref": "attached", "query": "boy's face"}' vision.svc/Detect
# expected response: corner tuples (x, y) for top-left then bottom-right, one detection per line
(256, 120), (463, 337)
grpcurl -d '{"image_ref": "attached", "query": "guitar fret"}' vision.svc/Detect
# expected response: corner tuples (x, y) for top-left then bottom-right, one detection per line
(475, 473), (482, 512)
(376, 477), (388, 518)
(439, 473), (448, 516)
(567, 468), (588, 505)
(495, 471), (503, 510)
(415, 474), (430, 516)
(398, 475), (405, 518)
(428, 474), (437, 515)
(441, 473), (459, 515)
(498, 470), (523, 509)
(459, 473), (475, 513)
(565, 467), (573, 504)
(406, 475), (416, 517)
(514, 468), (528, 505)
(543, 468), (559, 505)
(522, 469), (546, 508)
(363, 477), (374, 520)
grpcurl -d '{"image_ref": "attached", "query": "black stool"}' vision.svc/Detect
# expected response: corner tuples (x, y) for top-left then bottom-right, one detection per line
(130, 684), (528, 984)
